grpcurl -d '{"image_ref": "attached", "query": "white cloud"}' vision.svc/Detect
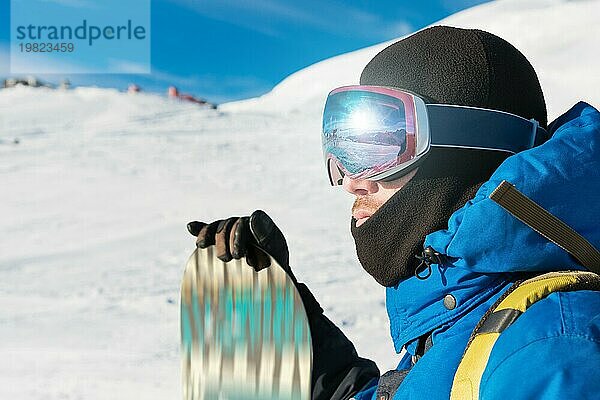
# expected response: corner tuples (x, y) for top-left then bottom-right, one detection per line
(107, 59), (151, 74)
(0, 43), (93, 75)
(382, 21), (415, 39)
(167, 0), (413, 41)
(0, 45), (149, 75)
(9, 48), (96, 74)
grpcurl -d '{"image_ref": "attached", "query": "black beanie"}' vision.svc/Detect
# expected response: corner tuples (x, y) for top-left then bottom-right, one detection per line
(360, 25), (547, 127)
(352, 26), (547, 287)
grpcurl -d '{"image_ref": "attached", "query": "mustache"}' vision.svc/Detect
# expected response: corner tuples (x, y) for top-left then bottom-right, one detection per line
(352, 196), (384, 216)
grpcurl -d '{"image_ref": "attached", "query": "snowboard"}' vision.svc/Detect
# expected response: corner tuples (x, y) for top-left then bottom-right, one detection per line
(180, 246), (312, 400)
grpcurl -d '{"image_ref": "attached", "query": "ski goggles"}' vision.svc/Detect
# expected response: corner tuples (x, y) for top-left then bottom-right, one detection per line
(322, 85), (548, 186)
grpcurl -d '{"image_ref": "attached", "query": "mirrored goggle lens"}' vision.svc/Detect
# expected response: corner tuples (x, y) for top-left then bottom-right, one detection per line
(322, 88), (417, 185)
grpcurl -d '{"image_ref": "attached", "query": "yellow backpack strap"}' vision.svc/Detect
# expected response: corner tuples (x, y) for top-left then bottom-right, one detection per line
(450, 271), (600, 400)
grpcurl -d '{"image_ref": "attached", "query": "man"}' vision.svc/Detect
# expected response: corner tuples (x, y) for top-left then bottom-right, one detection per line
(188, 26), (600, 399)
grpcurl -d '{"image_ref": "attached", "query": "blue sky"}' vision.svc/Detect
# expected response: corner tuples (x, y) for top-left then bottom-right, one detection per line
(0, 0), (490, 103)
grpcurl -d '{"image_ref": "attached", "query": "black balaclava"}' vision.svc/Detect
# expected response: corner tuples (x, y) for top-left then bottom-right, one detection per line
(351, 26), (547, 287)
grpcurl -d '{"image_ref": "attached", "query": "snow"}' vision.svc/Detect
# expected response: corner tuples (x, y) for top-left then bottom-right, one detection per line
(1, 0), (599, 398)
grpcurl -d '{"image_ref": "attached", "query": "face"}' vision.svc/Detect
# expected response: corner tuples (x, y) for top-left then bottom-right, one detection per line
(343, 168), (418, 228)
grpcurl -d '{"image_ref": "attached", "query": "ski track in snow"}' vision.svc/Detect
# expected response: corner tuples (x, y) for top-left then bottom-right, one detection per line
(2, 0), (599, 398)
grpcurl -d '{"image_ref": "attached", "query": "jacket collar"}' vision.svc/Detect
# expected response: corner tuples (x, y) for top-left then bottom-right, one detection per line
(386, 102), (600, 352)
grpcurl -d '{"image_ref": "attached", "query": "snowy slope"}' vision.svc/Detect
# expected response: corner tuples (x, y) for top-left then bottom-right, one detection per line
(1, 1), (599, 399)
(222, 0), (600, 121)
(1, 86), (385, 399)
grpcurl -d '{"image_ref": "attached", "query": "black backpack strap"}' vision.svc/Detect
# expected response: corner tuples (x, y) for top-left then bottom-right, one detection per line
(375, 331), (434, 400)
(375, 370), (410, 400)
(490, 180), (600, 274)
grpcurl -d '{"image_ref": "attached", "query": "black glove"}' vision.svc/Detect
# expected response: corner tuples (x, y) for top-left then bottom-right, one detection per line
(187, 209), (293, 276)
(186, 210), (379, 399)
(188, 210), (324, 318)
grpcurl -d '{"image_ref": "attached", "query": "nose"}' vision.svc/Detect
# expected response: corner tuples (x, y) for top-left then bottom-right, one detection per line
(342, 175), (379, 196)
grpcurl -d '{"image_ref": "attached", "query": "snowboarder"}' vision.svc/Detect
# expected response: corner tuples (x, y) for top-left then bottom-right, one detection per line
(187, 26), (600, 399)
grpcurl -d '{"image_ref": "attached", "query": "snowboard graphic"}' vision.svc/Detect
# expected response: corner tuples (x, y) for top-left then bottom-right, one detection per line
(181, 246), (312, 400)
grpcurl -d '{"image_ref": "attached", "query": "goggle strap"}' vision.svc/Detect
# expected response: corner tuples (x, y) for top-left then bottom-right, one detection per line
(426, 104), (547, 154)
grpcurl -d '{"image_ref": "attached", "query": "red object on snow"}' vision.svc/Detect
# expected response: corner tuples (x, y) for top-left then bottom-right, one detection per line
(167, 85), (209, 105)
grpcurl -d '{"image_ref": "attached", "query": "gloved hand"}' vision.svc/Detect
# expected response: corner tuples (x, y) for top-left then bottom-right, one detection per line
(186, 210), (379, 399)
(187, 210), (293, 278)
(188, 210), (325, 318)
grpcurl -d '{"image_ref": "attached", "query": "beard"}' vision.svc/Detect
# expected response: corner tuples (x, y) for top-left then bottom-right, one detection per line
(350, 148), (506, 287)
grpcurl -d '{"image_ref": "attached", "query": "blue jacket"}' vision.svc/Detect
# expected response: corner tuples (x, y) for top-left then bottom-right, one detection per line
(354, 102), (600, 399)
